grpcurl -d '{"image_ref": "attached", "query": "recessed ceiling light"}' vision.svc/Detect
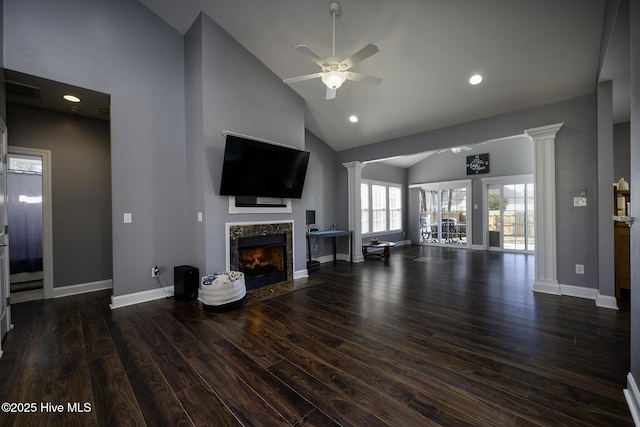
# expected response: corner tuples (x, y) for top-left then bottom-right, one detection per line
(63, 94), (81, 103)
(469, 74), (483, 85)
(349, 115), (358, 123)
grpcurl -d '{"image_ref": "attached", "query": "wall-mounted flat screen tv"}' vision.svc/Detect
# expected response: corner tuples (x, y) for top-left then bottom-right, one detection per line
(219, 135), (310, 199)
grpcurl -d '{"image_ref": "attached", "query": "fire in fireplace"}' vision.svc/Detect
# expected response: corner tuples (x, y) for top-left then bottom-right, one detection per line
(236, 233), (287, 289)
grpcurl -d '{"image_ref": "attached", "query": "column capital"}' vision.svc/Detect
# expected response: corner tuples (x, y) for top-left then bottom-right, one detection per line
(524, 123), (564, 141)
(342, 161), (365, 171)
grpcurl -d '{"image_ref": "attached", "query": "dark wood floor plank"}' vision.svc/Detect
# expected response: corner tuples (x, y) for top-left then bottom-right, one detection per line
(268, 290), (631, 422)
(150, 310), (210, 359)
(0, 245), (632, 426)
(268, 359), (394, 427)
(88, 353), (146, 427)
(82, 312), (116, 363)
(189, 352), (290, 426)
(176, 382), (242, 427)
(103, 307), (155, 373)
(130, 311), (201, 393)
(207, 338), (315, 424)
(127, 363), (194, 426)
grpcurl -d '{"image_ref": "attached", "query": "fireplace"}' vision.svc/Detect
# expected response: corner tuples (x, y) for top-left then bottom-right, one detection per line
(228, 222), (293, 290)
(237, 234), (287, 289)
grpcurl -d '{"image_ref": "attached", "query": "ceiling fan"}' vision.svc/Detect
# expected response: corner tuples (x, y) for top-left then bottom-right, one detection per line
(283, 1), (381, 100)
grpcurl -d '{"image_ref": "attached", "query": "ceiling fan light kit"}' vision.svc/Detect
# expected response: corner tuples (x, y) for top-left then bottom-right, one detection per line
(283, 1), (381, 100)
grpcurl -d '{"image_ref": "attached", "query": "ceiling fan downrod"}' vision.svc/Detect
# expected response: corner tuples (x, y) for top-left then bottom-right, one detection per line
(329, 1), (341, 58)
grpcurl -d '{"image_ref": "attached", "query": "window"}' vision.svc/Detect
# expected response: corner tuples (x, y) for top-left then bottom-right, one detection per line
(361, 183), (369, 234)
(361, 181), (403, 234)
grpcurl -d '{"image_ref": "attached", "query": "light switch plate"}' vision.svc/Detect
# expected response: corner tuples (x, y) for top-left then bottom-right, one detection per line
(573, 197), (587, 207)
(123, 213), (132, 223)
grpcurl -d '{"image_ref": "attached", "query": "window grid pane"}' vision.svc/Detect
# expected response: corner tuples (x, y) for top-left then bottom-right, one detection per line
(361, 182), (403, 234)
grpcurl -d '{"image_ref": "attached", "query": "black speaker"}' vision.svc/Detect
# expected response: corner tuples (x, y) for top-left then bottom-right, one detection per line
(174, 265), (199, 301)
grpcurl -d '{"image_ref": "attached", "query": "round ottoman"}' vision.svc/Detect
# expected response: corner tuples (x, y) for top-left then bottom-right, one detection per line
(199, 271), (247, 312)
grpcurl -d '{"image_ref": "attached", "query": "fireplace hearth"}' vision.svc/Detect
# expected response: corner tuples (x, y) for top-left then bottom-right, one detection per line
(228, 222), (293, 290)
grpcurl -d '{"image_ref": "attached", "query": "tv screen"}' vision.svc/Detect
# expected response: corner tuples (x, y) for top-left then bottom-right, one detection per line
(219, 135), (310, 199)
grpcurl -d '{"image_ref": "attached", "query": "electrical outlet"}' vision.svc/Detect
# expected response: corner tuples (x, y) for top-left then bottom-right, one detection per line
(152, 265), (159, 277)
(575, 264), (584, 275)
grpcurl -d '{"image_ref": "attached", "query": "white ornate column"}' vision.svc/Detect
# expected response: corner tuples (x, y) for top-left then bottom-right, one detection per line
(525, 123), (563, 294)
(343, 161), (365, 263)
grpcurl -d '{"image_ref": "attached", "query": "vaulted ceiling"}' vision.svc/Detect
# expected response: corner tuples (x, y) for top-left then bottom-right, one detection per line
(137, 0), (624, 154)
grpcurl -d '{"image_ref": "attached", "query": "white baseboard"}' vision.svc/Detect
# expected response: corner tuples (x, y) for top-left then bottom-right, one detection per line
(624, 373), (640, 426)
(533, 282), (618, 310)
(532, 279), (561, 295)
(559, 284), (598, 300)
(595, 293), (618, 310)
(471, 244), (485, 250)
(110, 286), (174, 310)
(53, 279), (112, 299)
(294, 269), (308, 279)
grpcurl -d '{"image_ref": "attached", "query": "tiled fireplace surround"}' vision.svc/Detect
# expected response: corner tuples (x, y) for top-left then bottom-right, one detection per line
(226, 221), (294, 289)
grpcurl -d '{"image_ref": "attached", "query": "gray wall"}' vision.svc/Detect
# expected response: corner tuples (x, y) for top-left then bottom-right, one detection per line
(407, 136), (533, 246)
(338, 94), (599, 289)
(185, 13), (307, 275)
(303, 130), (342, 258)
(4, 0), (188, 295)
(6, 103), (112, 287)
(304, 130), (340, 231)
(614, 121), (631, 181)
(0, 0), (4, 122)
(629, 0), (639, 389)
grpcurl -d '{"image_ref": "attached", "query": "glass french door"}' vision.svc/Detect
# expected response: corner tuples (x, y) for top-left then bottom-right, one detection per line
(418, 180), (470, 246)
(487, 182), (534, 251)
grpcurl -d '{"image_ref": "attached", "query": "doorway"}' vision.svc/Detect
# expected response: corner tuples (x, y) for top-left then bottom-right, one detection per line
(483, 175), (534, 252)
(7, 148), (53, 303)
(417, 179), (471, 247)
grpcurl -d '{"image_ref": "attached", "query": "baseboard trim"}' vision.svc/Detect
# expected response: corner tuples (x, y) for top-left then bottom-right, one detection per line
(624, 373), (640, 426)
(53, 279), (112, 299)
(535, 283), (619, 310)
(532, 279), (561, 295)
(110, 286), (174, 310)
(595, 293), (618, 310)
(559, 284), (598, 300)
(294, 269), (308, 279)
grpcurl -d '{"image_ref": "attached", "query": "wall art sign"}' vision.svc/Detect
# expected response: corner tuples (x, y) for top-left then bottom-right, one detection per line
(466, 153), (490, 175)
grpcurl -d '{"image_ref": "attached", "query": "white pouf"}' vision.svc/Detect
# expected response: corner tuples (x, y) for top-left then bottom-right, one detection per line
(199, 271), (247, 311)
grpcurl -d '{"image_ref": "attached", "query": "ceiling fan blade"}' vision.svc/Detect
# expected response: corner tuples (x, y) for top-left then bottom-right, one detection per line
(326, 87), (337, 100)
(345, 72), (382, 86)
(295, 45), (325, 67)
(283, 72), (324, 85)
(339, 43), (379, 70)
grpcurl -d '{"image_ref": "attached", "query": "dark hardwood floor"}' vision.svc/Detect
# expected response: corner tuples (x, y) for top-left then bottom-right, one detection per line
(0, 245), (632, 426)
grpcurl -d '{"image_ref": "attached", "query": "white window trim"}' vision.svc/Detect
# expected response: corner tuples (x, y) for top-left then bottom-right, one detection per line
(361, 179), (403, 236)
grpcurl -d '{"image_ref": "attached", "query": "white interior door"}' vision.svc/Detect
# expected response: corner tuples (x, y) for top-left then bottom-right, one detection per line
(0, 117), (12, 356)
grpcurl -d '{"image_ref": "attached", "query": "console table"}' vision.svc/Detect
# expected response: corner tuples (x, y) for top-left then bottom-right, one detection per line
(306, 230), (353, 270)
